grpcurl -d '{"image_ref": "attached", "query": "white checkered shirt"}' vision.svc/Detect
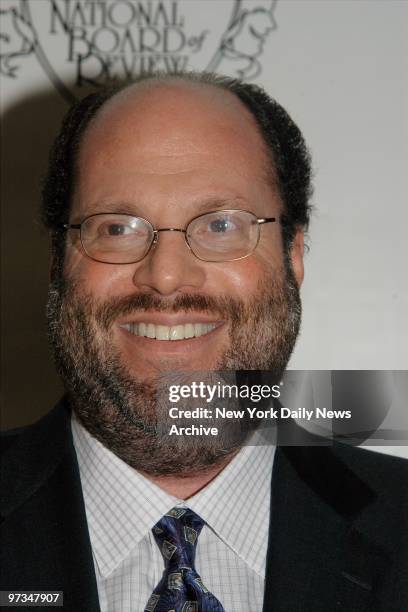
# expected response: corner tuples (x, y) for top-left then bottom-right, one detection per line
(72, 416), (275, 612)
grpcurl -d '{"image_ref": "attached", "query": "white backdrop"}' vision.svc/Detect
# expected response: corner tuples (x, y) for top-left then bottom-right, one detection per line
(1, 1), (407, 454)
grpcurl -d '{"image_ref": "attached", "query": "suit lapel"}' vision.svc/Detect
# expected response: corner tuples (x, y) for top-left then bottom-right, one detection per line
(263, 444), (390, 612)
(0, 400), (100, 611)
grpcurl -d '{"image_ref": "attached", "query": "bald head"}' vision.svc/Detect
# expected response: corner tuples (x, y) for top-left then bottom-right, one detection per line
(89, 76), (258, 131)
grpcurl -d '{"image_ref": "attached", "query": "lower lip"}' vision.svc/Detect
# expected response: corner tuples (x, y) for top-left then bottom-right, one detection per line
(117, 323), (226, 354)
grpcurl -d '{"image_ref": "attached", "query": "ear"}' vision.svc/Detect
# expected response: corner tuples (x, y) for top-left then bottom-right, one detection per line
(290, 228), (304, 287)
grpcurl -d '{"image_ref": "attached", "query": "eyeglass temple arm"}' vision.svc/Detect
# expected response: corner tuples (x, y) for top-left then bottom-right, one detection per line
(63, 223), (81, 230)
(256, 217), (276, 225)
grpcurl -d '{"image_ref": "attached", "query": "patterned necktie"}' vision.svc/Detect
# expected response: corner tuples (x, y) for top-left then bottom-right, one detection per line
(145, 507), (225, 612)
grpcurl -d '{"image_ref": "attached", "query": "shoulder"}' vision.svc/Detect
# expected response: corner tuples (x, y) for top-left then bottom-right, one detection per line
(332, 442), (408, 485)
(283, 441), (408, 484)
(1, 399), (71, 458)
(1, 426), (22, 448)
(334, 443), (408, 505)
(278, 419), (408, 491)
(1, 423), (32, 455)
(0, 399), (74, 518)
(280, 442), (408, 521)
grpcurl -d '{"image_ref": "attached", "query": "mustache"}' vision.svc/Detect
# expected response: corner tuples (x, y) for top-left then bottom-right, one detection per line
(91, 292), (247, 329)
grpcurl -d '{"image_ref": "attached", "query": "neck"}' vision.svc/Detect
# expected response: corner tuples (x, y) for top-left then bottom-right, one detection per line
(141, 452), (239, 499)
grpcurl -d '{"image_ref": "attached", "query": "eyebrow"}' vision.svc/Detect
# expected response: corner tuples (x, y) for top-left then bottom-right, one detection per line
(192, 196), (250, 214)
(83, 201), (142, 216)
(83, 196), (251, 218)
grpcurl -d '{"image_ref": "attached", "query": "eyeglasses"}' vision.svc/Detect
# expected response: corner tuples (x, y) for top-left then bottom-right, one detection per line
(63, 209), (277, 264)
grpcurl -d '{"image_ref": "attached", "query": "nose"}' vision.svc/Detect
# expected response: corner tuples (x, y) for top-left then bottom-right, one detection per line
(131, 229), (206, 296)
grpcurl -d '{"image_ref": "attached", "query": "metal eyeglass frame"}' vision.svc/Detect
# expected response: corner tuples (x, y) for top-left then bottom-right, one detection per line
(63, 209), (277, 263)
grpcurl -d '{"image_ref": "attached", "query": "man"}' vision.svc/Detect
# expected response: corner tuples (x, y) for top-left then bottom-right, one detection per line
(1, 73), (407, 612)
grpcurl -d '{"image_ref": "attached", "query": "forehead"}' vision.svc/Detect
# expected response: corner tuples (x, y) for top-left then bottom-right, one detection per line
(75, 80), (276, 216)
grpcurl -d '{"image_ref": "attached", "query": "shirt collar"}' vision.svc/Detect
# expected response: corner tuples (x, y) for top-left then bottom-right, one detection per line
(72, 416), (274, 579)
(187, 438), (275, 577)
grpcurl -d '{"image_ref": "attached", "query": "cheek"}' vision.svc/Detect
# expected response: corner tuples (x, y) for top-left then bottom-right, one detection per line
(64, 245), (135, 298)
(212, 247), (282, 296)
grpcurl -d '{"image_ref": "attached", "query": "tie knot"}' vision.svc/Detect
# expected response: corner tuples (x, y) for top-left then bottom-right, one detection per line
(152, 508), (205, 570)
(146, 508), (225, 611)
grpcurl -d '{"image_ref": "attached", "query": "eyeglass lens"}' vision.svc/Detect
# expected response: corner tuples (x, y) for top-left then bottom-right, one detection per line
(80, 214), (154, 264)
(186, 210), (260, 261)
(79, 210), (261, 264)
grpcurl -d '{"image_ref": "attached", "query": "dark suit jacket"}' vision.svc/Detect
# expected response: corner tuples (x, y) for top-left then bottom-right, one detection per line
(1, 398), (407, 612)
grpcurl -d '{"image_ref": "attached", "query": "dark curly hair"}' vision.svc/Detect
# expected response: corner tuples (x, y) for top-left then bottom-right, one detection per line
(42, 72), (313, 271)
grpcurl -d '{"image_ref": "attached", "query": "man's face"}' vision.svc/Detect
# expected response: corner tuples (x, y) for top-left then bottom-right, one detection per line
(48, 82), (304, 474)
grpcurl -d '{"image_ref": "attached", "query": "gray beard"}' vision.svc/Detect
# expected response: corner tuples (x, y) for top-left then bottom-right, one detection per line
(46, 264), (301, 476)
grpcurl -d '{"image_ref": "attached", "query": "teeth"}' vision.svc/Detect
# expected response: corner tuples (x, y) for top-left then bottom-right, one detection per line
(146, 323), (155, 339)
(139, 322), (147, 336)
(184, 323), (195, 339)
(170, 325), (185, 340)
(194, 323), (202, 337)
(121, 322), (217, 340)
(156, 325), (170, 340)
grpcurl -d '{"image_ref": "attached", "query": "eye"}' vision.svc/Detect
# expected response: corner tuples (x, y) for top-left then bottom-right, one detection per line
(186, 210), (250, 244)
(208, 218), (235, 233)
(96, 221), (144, 239)
(105, 223), (131, 236)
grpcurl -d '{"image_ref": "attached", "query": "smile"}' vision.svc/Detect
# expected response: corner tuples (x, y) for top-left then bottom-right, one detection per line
(119, 322), (219, 341)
